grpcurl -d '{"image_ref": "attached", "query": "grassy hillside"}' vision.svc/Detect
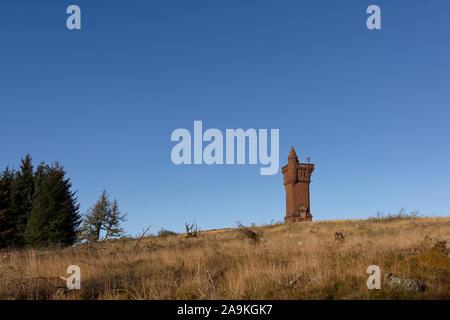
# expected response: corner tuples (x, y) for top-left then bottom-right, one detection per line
(0, 216), (449, 299)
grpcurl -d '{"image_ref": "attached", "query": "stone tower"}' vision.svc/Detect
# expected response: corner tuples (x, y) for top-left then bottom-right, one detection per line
(282, 147), (314, 222)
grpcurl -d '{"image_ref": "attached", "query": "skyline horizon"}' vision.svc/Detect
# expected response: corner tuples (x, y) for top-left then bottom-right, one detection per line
(1, 147), (447, 236)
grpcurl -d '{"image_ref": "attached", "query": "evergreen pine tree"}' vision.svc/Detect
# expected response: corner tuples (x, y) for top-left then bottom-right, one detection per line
(8, 155), (34, 247)
(25, 163), (80, 247)
(0, 190), (9, 247)
(0, 167), (15, 191)
(33, 162), (46, 199)
(0, 167), (15, 248)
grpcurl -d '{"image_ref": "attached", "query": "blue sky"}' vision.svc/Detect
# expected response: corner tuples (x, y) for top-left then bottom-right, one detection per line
(1, 0), (449, 235)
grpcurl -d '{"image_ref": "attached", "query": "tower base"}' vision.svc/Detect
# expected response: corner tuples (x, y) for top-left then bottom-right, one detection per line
(284, 205), (312, 222)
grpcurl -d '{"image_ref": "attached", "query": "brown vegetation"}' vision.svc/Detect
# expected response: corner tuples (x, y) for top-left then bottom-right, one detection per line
(0, 216), (449, 300)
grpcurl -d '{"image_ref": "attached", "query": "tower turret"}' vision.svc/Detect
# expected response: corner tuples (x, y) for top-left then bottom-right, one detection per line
(286, 147), (298, 184)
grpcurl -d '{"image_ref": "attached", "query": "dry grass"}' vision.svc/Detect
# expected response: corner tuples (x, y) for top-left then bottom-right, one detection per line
(0, 217), (449, 300)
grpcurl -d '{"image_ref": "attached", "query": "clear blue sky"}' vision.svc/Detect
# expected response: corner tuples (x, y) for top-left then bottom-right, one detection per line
(1, 0), (449, 235)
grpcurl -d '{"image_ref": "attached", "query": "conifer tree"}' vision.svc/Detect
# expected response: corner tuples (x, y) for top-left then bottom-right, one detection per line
(8, 155), (34, 247)
(103, 199), (127, 240)
(32, 162), (46, 199)
(78, 191), (126, 243)
(25, 163), (80, 247)
(0, 190), (9, 248)
(0, 167), (15, 248)
(0, 167), (15, 191)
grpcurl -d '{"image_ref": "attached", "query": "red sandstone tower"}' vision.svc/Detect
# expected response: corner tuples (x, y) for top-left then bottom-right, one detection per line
(282, 147), (314, 222)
